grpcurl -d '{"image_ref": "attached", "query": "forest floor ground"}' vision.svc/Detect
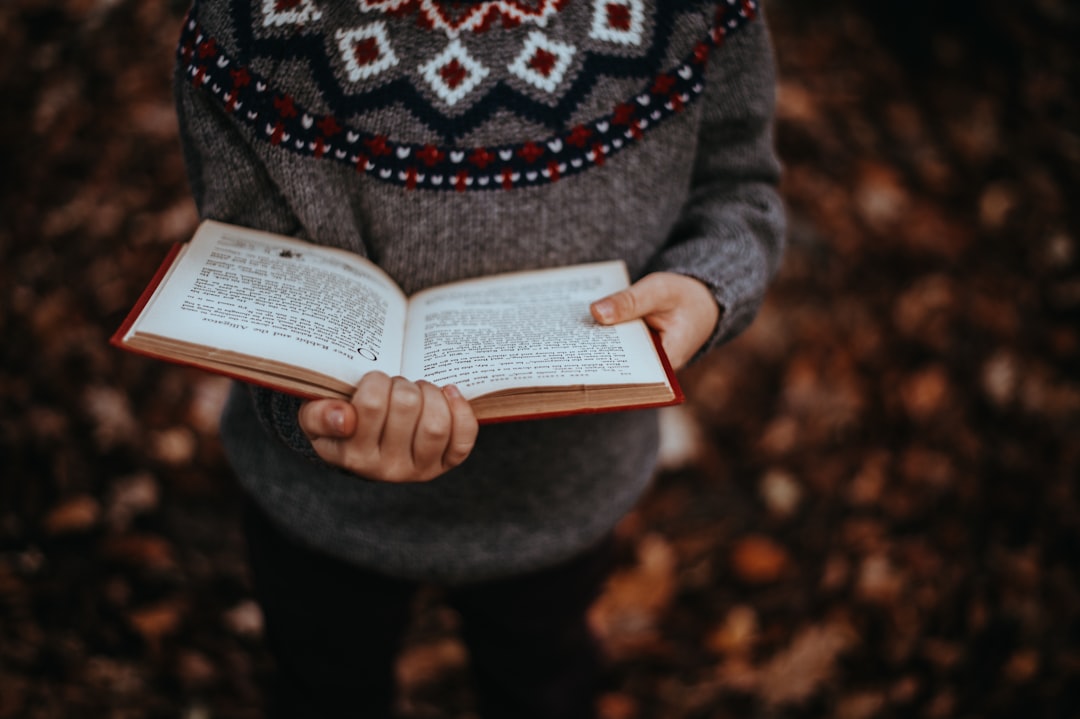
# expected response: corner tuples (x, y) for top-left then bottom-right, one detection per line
(2, 1), (1078, 717)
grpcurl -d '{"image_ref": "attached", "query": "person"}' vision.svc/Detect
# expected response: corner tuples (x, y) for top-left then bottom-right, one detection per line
(173, 0), (785, 716)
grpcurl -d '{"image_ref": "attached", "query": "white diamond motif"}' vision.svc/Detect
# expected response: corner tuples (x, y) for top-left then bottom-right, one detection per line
(589, 0), (645, 46)
(419, 40), (489, 107)
(507, 31), (576, 94)
(336, 22), (399, 83)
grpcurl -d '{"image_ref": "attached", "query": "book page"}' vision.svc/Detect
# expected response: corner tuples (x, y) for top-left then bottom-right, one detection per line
(401, 261), (667, 398)
(129, 222), (407, 383)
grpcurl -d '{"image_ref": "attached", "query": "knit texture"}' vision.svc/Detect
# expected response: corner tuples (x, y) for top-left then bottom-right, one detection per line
(175, 0), (785, 583)
(179, 0), (760, 189)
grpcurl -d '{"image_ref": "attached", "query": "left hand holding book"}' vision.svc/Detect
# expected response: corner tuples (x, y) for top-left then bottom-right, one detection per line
(299, 372), (479, 483)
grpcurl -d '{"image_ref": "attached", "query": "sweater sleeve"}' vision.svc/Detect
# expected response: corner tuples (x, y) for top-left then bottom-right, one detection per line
(650, 15), (786, 354)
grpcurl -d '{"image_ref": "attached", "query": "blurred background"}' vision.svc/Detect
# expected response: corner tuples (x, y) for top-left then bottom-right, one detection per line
(1, 0), (1078, 717)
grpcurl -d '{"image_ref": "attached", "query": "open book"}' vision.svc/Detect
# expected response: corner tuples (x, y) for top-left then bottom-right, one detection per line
(112, 220), (682, 422)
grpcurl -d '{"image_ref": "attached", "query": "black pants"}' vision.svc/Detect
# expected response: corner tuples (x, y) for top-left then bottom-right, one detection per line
(243, 500), (614, 719)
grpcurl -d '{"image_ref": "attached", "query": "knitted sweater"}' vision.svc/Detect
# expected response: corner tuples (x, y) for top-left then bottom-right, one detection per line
(175, 0), (785, 584)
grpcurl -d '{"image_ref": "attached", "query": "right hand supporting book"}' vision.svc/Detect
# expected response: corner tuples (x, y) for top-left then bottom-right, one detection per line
(113, 220), (682, 422)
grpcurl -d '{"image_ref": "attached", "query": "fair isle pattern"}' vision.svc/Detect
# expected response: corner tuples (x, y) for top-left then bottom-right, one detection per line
(507, 30), (576, 93)
(419, 38), (491, 106)
(262, 0), (321, 27)
(230, 0), (684, 139)
(589, 0), (646, 45)
(179, 0), (760, 191)
(335, 22), (399, 82)
(355, 0), (569, 36)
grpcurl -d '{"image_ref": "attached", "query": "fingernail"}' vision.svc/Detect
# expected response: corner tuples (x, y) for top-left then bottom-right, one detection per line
(443, 384), (462, 399)
(592, 300), (613, 323)
(328, 408), (347, 435)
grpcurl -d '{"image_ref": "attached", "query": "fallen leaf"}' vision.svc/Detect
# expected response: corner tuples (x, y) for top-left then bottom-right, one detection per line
(597, 691), (639, 719)
(757, 620), (858, 707)
(706, 605), (758, 656)
(176, 650), (217, 690)
(395, 638), (468, 692)
(900, 365), (950, 421)
(836, 690), (886, 719)
(128, 600), (185, 652)
(42, 495), (101, 535)
(101, 534), (177, 572)
(222, 600), (264, 639)
(150, 426), (198, 465)
(856, 554), (905, 605)
(82, 385), (139, 450)
(590, 534), (677, 655)
(105, 472), (160, 530)
(730, 535), (790, 584)
(981, 350), (1020, 408)
(759, 469), (803, 518)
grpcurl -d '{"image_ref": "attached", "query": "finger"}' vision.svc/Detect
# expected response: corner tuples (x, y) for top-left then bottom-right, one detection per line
(298, 399), (357, 441)
(303, 373), (390, 467)
(411, 381), (452, 471)
(441, 385), (479, 469)
(349, 371), (393, 448)
(379, 377), (425, 466)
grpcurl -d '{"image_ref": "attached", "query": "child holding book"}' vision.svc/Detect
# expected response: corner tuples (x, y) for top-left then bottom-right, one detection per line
(174, 0), (785, 716)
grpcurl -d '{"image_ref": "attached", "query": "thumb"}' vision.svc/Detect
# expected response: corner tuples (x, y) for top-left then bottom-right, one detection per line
(298, 399), (356, 440)
(591, 280), (663, 326)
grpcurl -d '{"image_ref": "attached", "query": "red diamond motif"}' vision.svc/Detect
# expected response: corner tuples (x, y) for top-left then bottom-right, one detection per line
(605, 3), (632, 31)
(275, 0), (303, 10)
(352, 37), (381, 66)
(528, 48), (558, 77)
(439, 59), (469, 89)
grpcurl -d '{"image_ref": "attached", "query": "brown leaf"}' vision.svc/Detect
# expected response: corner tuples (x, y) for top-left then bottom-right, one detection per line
(759, 469), (803, 519)
(1004, 649), (1040, 683)
(756, 620), (857, 707)
(847, 451), (890, 506)
(836, 691), (887, 719)
(42, 495), (101, 535)
(101, 534), (177, 572)
(150, 426), (198, 465)
(777, 80), (821, 125)
(706, 605), (758, 656)
(128, 600), (185, 651)
(395, 638), (468, 692)
(83, 656), (145, 698)
(597, 692), (639, 719)
(900, 448), (954, 489)
(82, 385), (139, 450)
(978, 182), (1017, 231)
(758, 415), (800, 456)
(900, 365), (950, 421)
(176, 650), (217, 690)
(105, 472), (160, 530)
(730, 535), (790, 584)
(590, 534), (677, 655)
(892, 274), (956, 344)
(854, 162), (910, 233)
(780, 353), (865, 437)
(222, 600), (264, 639)
(856, 554), (905, 605)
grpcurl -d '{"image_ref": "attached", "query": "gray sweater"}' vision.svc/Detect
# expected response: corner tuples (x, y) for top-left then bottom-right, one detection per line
(175, 0), (785, 584)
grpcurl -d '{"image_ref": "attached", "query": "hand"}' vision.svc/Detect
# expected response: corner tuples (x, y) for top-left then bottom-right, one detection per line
(590, 272), (720, 369)
(298, 372), (479, 482)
